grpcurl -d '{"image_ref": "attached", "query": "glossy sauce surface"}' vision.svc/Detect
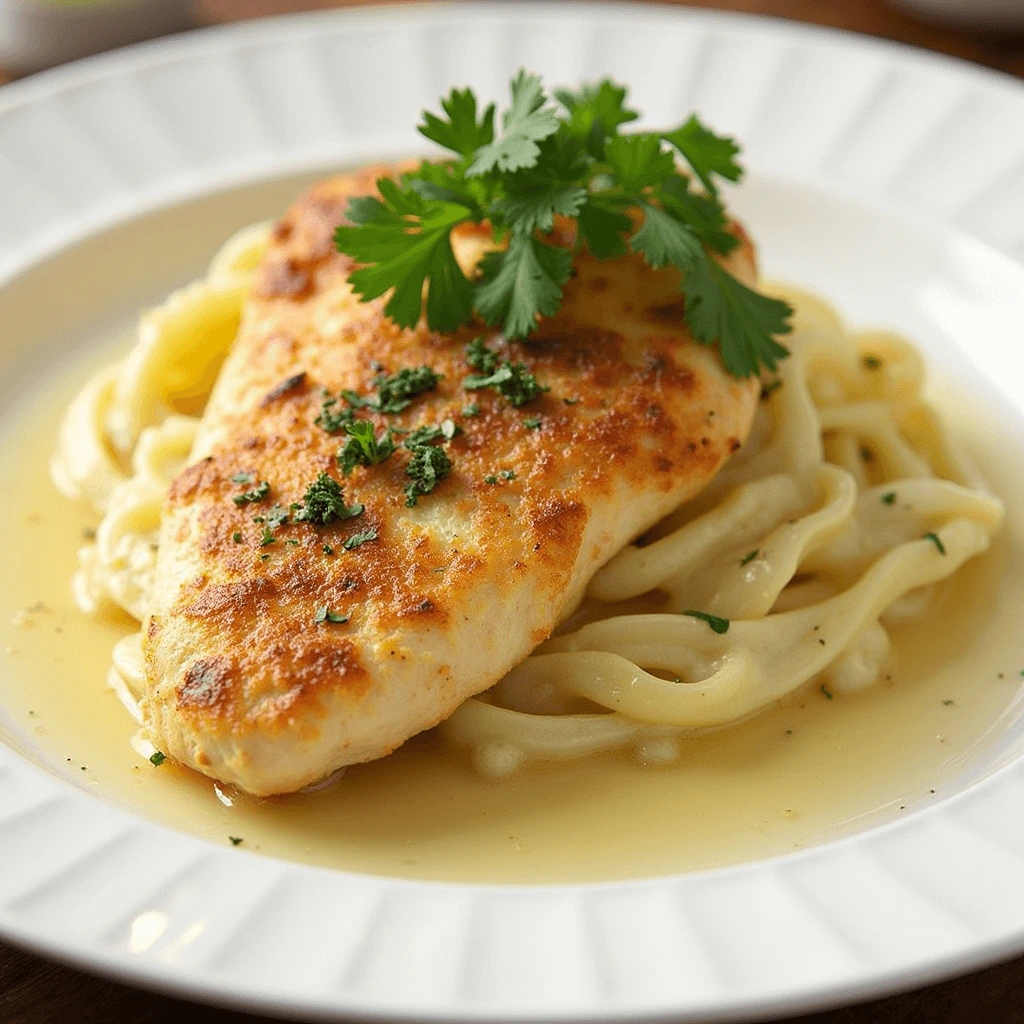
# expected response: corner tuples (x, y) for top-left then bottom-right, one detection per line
(1, 340), (1023, 884)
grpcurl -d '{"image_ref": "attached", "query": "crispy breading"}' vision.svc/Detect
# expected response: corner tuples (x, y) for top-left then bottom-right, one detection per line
(141, 165), (761, 795)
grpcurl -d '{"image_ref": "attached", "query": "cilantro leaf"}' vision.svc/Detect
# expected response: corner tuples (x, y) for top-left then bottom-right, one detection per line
(604, 134), (675, 193)
(468, 70), (560, 176)
(475, 233), (572, 339)
(576, 197), (631, 259)
(656, 175), (738, 255)
(682, 256), (793, 377)
(334, 178), (474, 332)
(629, 202), (703, 271)
(492, 177), (588, 235)
(294, 473), (364, 526)
(663, 115), (742, 195)
(555, 79), (639, 158)
(337, 420), (397, 475)
(418, 87), (495, 160)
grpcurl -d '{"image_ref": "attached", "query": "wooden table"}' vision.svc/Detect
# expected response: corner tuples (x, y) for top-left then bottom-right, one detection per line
(1, 2), (1023, 1022)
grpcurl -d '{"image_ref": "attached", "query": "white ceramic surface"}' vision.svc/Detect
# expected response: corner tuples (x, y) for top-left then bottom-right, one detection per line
(1, 5), (1024, 1021)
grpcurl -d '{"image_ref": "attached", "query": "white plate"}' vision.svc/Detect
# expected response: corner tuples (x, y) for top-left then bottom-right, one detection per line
(1, 4), (1024, 1020)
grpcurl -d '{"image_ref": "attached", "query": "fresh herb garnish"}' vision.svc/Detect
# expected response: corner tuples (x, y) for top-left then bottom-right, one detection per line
(463, 338), (547, 407)
(259, 526), (276, 547)
(403, 420), (462, 448)
(323, 544), (335, 555)
(294, 472), (364, 526)
(821, 684), (834, 700)
(314, 605), (349, 624)
(334, 72), (792, 378)
(344, 528), (378, 550)
(740, 549), (759, 567)
(230, 471), (255, 485)
(370, 366), (441, 414)
(232, 480), (269, 505)
(760, 379), (782, 400)
(404, 444), (453, 507)
(229, 836), (244, 846)
(863, 354), (883, 369)
(881, 491), (897, 505)
(315, 392), (356, 433)
(338, 420), (397, 475)
(232, 531), (243, 544)
(683, 609), (730, 634)
(462, 403), (480, 417)
(924, 531), (947, 555)
(484, 474), (498, 484)
(500, 469), (516, 481)
(149, 751), (167, 766)
(524, 415), (542, 430)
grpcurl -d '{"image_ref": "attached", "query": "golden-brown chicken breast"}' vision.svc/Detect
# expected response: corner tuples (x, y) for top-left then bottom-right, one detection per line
(141, 164), (761, 796)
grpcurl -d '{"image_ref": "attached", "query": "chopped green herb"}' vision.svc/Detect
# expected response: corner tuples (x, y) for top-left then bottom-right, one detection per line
(256, 505), (290, 529)
(315, 392), (357, 433)
(881, 491), (897, 505)
(232, 480), (269, 505)
(484, 474), (498, 484)
(683, 609), (730, 634)
(294, 472), (364, 526)
(500, 469), (516, 481)
(230, 471), (255, 485)
(462, 403), (480, 417)
(229, 836), (243, 846)
(924, 531), (946, 555)
(464, 357), (547, 407)
(338, 420), (397, 475)
(259, 526), (276, 547)
(943, 699), (955, 705)
(740, 549), (759, 567)
(760, 378), (782, 400)
(405, 444), (453, 506)
(820, 684), (834, 700)
(863, 354), (883, 369)
(524, 415), (542, 430)
(403, 420), (462, 448)
(314, 605), (349, 624)
(232, 531), (243, 544)
(260, 554), (270, 561)
(323, 544), (334, 555)
(285, 538), (300, 546)
(562, 397), (579, 406)
(344, 527), (378, 550)
(149, 751), (166, 766)
(370, 366), (441, 414)
(467, 336), (498, 374)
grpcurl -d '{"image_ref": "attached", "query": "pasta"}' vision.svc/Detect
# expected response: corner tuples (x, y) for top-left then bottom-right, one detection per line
(51, 227), (1004, 780)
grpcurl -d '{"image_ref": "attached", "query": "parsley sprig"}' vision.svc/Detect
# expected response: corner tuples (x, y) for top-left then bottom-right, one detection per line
(334, 72), (792, 378)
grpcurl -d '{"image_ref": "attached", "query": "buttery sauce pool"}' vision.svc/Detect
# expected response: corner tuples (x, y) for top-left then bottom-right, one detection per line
(0, 341), (1023, 883)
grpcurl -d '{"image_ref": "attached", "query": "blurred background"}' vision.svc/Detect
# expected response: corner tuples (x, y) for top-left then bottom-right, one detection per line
(0, 0), (1022, 81)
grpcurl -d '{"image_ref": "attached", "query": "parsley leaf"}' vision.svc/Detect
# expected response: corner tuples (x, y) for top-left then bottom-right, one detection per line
(663, 115), (742, 196)
(681, 256), (792, 377)
(344, 527), (378, 550)
(334, 179), (474, 332)
(683, 609), (730, 634)
(605, 134), (675, 193)
(314, 605), (349, 624)
(338, 420), (396, 475)
(294, 473), (363, 526)
(404, 444), (452, 507)
(230, 471), (254, 485)
(475, 233), (572, 338)
(467, 337), (498, 374)
(315, 392), (355, 433)
(419, 87), (495, 160)
(468, 70), (560, 176)
(463, 358), (547, 407)
(555, 79), (639, 158)
(371, 365), (441, 414)
(630, 202), (704, 271)
(232, 481), (269, 505)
